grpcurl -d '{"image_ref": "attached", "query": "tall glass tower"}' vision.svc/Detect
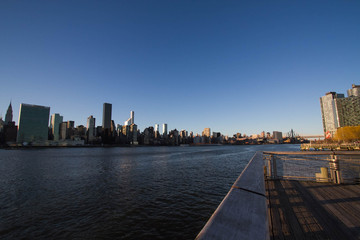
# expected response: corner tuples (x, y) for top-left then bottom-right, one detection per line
(102, 103), (112, 129)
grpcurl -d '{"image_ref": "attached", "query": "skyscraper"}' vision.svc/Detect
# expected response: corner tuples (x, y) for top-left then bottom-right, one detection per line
(124, 111), (135, 126)
(320, 84), (360, 138)
(102, 103), (112, 129)
(17, 103), (50, 143)
(155, 124), (159, 133)
(162, 123), (168, 136)
(5, 102), (12, 124)
(320, 92), (344, 137)
(87, 115), (96, 141)
(50, 113), (63, 141)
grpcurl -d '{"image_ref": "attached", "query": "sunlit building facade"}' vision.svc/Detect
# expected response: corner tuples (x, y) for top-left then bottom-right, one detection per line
(320, 92), (343, 137)
(320, 85), (360, 137)
(162, 123), (168, 136)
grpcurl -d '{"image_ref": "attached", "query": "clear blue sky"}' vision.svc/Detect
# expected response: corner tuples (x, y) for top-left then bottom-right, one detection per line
(1, 0), (359, 136)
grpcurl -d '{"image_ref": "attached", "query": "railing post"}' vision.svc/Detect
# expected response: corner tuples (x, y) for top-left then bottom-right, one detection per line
(330, 154), (341, 184)
(272, 154), (277, 179)
(267, 155), (272, 178)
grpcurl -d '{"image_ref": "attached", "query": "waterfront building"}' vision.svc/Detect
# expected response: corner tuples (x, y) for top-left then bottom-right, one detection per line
(102, 103), (112, 129)
(202, 128), (211, 137)
(17, 103), (50, 143)
(273, 131), (283, 143)
(143, 127), (155, 145)
(162, 123), (168, 136)
(213, 132), (221, 138)
(5, 102), (13, 124)
(67, 121), (74, 129)
(3, 121), (17, 143)
(130, 124), (138, 144)
(347, 84), (360, 97)
(260, 131), (265, 138)
(59, 122), (68, 140)
(320, 85), (360, 137)
(50, 113), (63, 141)
(155, 124), (159, 133)
(124, 111), (134, 126)
(320, 92), (344, 137)
(168, 129), (179, 145)
(122, 125), (130, 138)
(86, 115), (96, 141)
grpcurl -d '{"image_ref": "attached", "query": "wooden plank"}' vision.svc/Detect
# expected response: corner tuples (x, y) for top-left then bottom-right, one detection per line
(267, 180), (360, 239)
(196, 152), (269, 240)
(293, 181), (357, 239)
(304, 182), (360, 229)
(266, 180), (286, 240)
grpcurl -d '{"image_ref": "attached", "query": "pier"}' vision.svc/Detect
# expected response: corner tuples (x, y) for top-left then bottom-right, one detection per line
(196, 151), (360, 240)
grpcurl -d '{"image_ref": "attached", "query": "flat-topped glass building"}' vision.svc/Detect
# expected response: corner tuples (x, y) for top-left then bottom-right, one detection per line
(17, 103), (50, 143)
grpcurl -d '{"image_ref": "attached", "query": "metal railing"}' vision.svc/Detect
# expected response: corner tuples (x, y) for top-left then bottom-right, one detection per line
(263, 151), (360, 184)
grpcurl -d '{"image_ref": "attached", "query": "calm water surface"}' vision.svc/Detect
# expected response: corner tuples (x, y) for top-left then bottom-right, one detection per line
(0, 145), (299, 239)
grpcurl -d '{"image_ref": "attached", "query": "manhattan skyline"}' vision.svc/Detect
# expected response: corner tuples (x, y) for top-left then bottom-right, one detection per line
(1, 1), (360, 136)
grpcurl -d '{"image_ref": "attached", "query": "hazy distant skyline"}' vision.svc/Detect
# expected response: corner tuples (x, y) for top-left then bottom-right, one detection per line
(1, 1), (360, 136)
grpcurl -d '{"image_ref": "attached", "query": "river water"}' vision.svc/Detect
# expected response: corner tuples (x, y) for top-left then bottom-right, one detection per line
(0, 144), (299, 239)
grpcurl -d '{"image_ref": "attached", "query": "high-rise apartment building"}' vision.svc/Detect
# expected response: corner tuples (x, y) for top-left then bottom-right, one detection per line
(320, 84), (360, 137)
(102, 103), (112, 129)
(17, 103), (50, 143)
(320, 92), (344, 137)
(50, 113), (63, 141)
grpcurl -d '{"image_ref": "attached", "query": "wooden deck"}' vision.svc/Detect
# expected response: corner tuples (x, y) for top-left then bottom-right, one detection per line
(266, 179), (360, 240)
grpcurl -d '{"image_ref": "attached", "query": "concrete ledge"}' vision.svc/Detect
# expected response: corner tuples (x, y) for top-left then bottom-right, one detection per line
(196, 152), (269, 240)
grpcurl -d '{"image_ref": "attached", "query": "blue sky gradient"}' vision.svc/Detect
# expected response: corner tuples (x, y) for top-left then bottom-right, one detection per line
(1, 0), (360, 136)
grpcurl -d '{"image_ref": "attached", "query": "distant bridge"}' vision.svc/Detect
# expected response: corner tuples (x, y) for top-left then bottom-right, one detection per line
(300, 135), (324, 139)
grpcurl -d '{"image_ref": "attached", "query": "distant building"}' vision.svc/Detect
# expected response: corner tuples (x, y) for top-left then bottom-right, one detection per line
(155, 124), (159, 133)
(213, 132), (221, 138)
(273, 131), (283, 143)
(86, 115), (96, 141)
(162, 123), (168, 136)
(124, 111), (134, 126)
(17, 103), (50, 143)
(202, 128), (211, 137)
(67, 121), (74, 129)
(130, 124), (138, 144)
(60, 122), (68, 140)
(5, 102), (13, 124)
(102, 103), (112, 129)
(50, 113), (63, 141)
(260, 131), (265, 138)
(3, 121), (17, 143)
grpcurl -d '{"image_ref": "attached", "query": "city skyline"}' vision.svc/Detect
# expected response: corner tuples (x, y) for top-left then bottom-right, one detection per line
(1, 1), (360, 136)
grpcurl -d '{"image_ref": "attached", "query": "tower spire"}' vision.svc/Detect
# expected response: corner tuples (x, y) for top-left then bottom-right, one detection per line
(5, 101), (13, 124)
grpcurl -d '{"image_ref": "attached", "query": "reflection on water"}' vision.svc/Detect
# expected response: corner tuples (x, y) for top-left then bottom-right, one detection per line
(0, 145), (299, 239)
